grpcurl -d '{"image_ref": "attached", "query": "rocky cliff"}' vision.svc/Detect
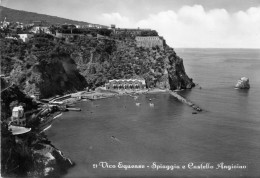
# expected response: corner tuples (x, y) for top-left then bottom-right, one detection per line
(71, 36), (194, 90)
(1, 31), (194, 98)
(0, 81), (74, 177)
(1, 34), (87, 99)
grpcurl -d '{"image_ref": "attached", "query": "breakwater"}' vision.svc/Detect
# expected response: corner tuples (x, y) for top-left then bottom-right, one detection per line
(169, 91), (202, 112)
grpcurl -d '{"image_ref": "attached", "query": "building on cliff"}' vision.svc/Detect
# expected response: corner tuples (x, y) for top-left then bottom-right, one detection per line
(0, 17), (10, 29)
(79, 23), (109, 29)
(11, 106), (26, 126)
(55, 31), (84, 39)
(105, 79), (146, 90)
(17, 33), (33, 42)
(110, 24), (151, 36)
(30, 20), (50, 34)
(135, 36), (164, 49)
(30, 26), (50, 34)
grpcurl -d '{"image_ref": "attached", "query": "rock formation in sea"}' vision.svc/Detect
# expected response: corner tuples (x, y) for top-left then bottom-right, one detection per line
(235, 77), (250, 89)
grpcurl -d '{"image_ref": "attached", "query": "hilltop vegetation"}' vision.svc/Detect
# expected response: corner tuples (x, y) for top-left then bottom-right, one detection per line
(1, 34), (88, 98)
(0, 5), (194, 98)
(0, 6), (94, 26)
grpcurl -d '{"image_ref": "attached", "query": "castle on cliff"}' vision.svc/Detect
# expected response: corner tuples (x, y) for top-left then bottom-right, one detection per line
(135, 36), (164, 49)
(110, 24), (164, 49)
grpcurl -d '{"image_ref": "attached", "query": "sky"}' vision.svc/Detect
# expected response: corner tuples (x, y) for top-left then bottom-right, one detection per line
(2, 0), (260, 48)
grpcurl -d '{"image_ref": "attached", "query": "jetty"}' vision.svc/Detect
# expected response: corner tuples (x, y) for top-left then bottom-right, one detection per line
(169, 91), (202, 112)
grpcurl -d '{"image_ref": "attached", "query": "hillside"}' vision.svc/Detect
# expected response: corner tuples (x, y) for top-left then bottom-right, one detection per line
(0, 32), (194, 98)
(0, 6), (102, 26)
(0, 12), (195, 177)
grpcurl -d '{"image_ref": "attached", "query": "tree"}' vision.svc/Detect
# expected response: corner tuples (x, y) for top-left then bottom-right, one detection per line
(140, 30), (158, 36)
(98, 28), (112, 36)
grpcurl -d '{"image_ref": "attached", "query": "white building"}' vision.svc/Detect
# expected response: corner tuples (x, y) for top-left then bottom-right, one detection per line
(30, 26), (50, 34)
(18, 34), (33, 42)
(105, 79), (146, 90)
(11, 106), (26, 126)
(1, 17), (10, 29)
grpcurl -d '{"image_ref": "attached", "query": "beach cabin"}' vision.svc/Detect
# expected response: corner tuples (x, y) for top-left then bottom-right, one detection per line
(11, 106), (26, 126)
(105, 79), (146, 90)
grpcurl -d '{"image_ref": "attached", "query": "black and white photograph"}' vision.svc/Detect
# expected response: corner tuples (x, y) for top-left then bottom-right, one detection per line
(0, 0), (260, 177)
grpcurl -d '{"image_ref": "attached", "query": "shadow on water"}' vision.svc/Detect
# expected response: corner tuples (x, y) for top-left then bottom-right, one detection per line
(235, 88), (250, 95)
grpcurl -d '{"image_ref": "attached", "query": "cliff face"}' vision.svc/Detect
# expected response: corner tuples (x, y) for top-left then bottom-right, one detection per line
(24, 55), (87, 98)
(1, 34), (87, 98)
(1, 32), (194, 98)
(167, 50), (194, 89)
(71, 37), (194, 90)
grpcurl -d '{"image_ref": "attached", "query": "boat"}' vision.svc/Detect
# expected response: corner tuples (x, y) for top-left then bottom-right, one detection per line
(66, 107), (81, 111)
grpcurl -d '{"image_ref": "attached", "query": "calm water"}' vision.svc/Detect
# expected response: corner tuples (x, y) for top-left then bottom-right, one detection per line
(46, 48), (260, 178)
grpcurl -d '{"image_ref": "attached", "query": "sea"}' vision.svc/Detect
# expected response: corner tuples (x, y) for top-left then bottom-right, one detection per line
(46, 48), (260, 178)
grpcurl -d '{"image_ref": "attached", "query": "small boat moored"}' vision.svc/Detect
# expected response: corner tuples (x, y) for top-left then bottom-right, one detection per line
(136, 103), (141, 106)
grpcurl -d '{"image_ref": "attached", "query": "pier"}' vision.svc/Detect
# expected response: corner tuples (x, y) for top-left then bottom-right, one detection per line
(169, 91), (202, 112)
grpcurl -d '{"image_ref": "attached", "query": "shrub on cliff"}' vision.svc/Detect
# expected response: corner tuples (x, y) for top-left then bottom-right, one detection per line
(140, 30), (158, 36)
(98, 28), (112, 36)
(1, 33), (87, 98)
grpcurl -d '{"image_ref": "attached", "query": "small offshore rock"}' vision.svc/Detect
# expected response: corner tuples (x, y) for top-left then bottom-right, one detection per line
(235, 77), (250, 89)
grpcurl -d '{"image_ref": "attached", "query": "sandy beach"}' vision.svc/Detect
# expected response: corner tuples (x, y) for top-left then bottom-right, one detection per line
(51, 87), (168, 104)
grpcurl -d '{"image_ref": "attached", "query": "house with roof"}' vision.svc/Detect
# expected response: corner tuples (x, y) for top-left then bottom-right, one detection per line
(30, 26), (50, 34)
(18, 33), (33, 42)
(11, 106), (26, 126)
(30, 20), (50, 34)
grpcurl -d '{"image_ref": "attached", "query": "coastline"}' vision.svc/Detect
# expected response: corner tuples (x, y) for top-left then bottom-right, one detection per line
(49, 88), (169, 104)
(47, 87), (201, 112)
